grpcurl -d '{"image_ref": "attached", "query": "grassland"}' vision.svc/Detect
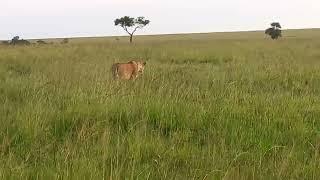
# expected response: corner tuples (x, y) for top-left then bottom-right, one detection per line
(1, 29), (320, 179)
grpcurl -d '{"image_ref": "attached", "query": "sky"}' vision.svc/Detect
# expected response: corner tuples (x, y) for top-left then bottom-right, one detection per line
(0, 0), (319, 40)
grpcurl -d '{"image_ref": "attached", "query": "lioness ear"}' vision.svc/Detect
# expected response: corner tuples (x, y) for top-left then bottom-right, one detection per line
(143, 62), (146, 65)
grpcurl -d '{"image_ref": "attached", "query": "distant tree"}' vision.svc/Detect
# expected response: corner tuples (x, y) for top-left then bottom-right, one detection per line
(17, 39), (31, 45)
(10, 36), (20, 45)
(10, 36), (30, 45)
(114, 16), (150, 43)
(265, 22), (282, 40)
(36, 40), (47, 45)
(1, 41), (10, 45)
(61, 38), (69, 44)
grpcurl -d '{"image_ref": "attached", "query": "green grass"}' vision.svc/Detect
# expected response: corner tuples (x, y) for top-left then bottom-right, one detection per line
(1, 29), (320, 179)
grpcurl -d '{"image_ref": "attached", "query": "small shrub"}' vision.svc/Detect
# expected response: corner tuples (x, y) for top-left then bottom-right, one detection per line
(61, 38), (69, 44)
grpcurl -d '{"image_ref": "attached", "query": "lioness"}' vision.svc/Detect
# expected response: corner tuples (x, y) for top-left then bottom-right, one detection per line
(112, 60), (146, 80)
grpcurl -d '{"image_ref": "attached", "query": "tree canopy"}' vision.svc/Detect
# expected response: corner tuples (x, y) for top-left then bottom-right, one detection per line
(114, 16), (150, 43)
(10, 36), (30, 45)
(265, 22), (282, 40)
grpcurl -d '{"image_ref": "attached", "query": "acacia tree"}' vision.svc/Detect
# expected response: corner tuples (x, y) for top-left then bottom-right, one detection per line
(114, 16), (150, 43)
(265, 22), (282, 40)
(10, 36), (30, 45)
(11, 36), (20, 45)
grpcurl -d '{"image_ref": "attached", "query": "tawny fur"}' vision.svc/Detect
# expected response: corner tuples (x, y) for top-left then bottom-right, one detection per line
(112, 61), (146, 80)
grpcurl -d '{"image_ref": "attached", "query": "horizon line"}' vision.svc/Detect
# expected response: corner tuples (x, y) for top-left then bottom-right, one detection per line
(1, 27), (319, 41)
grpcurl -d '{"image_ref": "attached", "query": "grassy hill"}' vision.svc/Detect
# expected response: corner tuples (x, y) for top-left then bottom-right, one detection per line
(1, 29), (320, 179)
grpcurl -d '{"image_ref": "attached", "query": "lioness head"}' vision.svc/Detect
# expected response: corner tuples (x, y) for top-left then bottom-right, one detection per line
(136, 61), (146, 73)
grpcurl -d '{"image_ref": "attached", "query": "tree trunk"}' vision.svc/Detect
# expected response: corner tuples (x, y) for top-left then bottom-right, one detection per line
(129, 34), (133, 43)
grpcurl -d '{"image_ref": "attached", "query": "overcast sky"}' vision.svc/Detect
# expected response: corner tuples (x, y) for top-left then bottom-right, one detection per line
(0, 0), (319, 40)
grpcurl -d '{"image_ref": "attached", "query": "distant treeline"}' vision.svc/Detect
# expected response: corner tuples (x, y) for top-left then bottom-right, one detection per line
(1, 36), (70, 46)
(1, 21), (282, 46)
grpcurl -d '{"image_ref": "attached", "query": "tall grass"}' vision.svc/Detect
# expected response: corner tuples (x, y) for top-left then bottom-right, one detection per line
(1, 30), (320, 179)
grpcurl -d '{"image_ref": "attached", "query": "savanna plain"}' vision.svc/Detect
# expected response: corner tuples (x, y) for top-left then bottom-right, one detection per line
(1, 29), (320, 179)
